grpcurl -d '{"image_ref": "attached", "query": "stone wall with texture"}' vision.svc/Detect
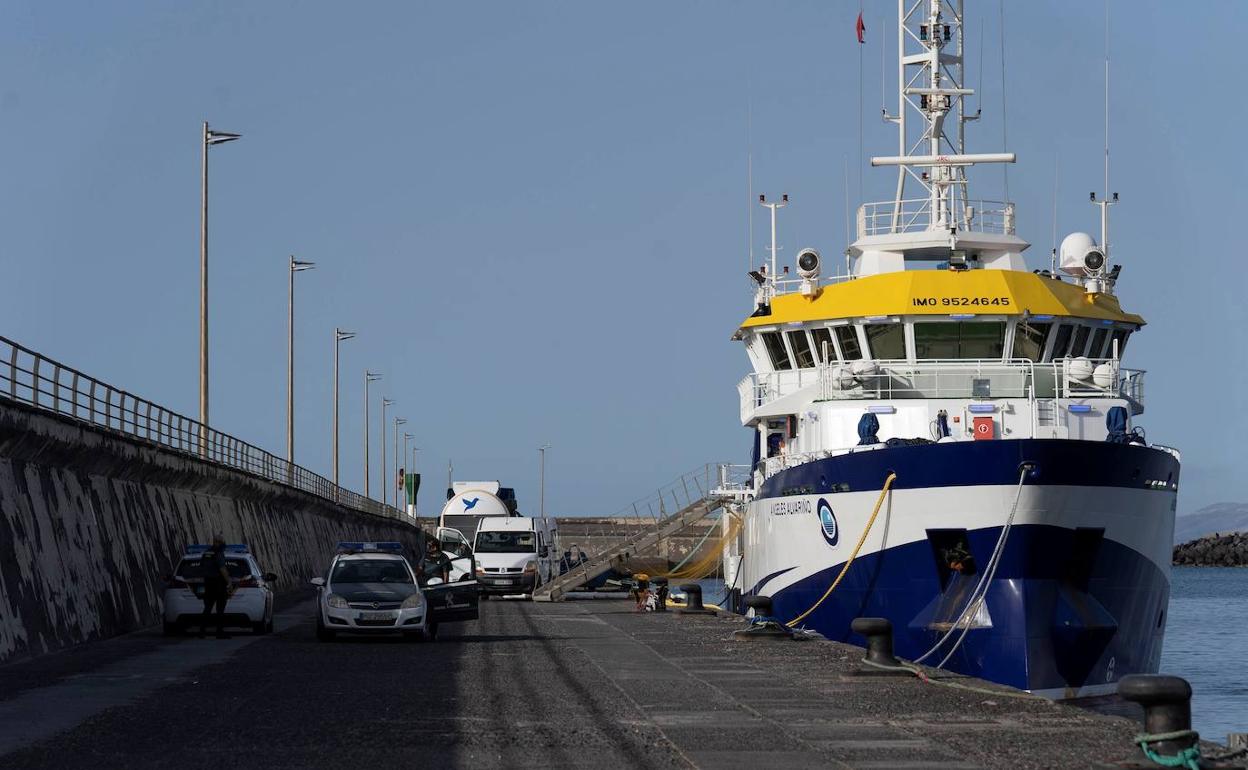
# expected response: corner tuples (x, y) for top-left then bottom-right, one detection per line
(0, 400), (423, 665)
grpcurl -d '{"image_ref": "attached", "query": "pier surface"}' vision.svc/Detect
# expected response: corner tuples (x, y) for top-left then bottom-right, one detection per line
(0, 598), (1146, 769)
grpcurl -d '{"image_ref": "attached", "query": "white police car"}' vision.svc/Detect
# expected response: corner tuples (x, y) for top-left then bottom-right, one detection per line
(162, 544), (276, 636)
(312, 542), (478, 642)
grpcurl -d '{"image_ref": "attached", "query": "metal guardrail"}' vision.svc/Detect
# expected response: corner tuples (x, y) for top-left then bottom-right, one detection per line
(740, 358), (1145, 418)
(0, 335), (406, 521)
(857, 197), (1015, 237)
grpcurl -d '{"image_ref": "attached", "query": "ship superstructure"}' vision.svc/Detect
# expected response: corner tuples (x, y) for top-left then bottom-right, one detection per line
(730, 0), (1179, 698)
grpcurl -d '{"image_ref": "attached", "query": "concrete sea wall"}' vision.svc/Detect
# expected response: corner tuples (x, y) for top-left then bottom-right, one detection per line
(0, 400), (423, 665)
(555, 517), (722, 572)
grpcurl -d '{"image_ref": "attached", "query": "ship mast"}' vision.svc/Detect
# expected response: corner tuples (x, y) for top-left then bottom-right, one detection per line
(876, 0), (1014, 234)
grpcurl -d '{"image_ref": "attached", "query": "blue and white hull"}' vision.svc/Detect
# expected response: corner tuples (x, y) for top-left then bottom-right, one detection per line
(740, 439), (1179, 698)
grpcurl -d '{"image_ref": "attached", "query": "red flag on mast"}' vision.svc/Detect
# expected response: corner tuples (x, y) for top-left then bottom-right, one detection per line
(856, 11), (866, 44)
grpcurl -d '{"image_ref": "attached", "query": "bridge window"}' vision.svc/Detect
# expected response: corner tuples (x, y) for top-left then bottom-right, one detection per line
(810, 328), (835, 363)
(1070, 325), (1091, 357)
(834, 325), (862, 360)
(761, 332), (792, 370)
(914, 322), (1005, 359)
(1050, 324), (1074, 359)
(1110, 328), (1131, 357)
(864, 323), (905, 360)
(787, 330), (816, 368)
(1088, 327), (1110, 358)
(1011, 321), (1051, 362)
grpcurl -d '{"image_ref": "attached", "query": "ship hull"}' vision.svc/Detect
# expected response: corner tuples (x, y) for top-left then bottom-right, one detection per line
(740, 439), (1179, 698)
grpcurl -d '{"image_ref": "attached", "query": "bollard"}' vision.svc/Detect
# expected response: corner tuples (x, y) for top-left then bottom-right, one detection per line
(850, 617), (904, 672)
(677, 584), (714, 615)
(1118, 675), (1198, 761)
(653, 577), (669, 613)
(744, 594), (774, 617)
(733, 594), (792, 641)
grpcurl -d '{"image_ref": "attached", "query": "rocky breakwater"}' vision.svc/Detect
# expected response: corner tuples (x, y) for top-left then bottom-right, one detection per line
(1173, 531), (1248, 567)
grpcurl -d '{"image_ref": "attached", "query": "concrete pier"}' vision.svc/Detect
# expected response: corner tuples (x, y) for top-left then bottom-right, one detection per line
(0, 597), (1164, 769)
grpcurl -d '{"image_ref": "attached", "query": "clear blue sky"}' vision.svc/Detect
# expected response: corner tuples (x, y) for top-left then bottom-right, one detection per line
(1, 2), (1242, 516)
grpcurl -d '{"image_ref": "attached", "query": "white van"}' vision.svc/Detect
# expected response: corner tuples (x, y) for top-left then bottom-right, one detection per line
(473, 517), (559, 598)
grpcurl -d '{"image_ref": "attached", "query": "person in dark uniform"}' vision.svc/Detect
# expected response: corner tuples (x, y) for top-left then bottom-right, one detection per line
(419, 538), (452, 641)
(198, 535), (234, 639)
(420, 538), (452, 585)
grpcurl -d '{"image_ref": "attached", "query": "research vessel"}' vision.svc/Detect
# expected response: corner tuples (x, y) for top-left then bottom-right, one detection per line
(729, 0), (1179, 698)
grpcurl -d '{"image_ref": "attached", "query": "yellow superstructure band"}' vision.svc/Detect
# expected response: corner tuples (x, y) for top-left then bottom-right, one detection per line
(739, 270), (1145, 330)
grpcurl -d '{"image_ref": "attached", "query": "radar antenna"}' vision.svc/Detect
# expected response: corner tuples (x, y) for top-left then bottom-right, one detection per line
(875, 0), (1014, 233)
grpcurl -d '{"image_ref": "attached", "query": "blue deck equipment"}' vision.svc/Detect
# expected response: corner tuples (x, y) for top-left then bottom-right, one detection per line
(857, 413), (880, 445)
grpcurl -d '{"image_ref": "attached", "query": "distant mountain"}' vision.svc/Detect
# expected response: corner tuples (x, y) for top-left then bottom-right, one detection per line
(1173, 503), (1248, 545)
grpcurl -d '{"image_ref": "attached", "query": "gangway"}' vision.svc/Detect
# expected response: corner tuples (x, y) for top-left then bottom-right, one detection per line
(533, 464), (750, 602)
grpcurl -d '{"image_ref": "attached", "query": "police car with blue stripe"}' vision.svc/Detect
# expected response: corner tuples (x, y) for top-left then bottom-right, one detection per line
(312, 542), (478, 641)
(162, 544), (276, 635)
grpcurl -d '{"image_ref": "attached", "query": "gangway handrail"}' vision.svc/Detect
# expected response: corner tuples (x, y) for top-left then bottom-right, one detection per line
(0, 334), (407, 522)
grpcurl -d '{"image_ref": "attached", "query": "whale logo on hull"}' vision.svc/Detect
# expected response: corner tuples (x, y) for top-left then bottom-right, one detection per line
(817, 499), (839, 547)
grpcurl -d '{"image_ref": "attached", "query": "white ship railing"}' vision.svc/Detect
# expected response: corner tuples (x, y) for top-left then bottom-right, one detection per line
(857, 198), (1016, 238)
(740, 358), (1144, 421)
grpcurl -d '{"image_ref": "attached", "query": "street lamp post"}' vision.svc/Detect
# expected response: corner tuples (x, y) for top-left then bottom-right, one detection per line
(538, 443), (551, 519)
(364, 371), (381, 498)
(410, 447), (421, 517)
(287, 257), (315, 465)
(402, 432), (413, 514)
(393, 417), (407, 509)
(199, 122), (241, 445)
(332, 328), (355, 488)
(380, 398), (393, 506)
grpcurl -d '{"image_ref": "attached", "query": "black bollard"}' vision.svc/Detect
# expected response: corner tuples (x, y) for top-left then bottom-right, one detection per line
(1119, 675), (1197, 759)
(744, 594), (774, 617)
(652, 578), (669, 613)
(733, 594), (792, 641)
(678, 584), (714, 615)
(850, 617), (904, 671)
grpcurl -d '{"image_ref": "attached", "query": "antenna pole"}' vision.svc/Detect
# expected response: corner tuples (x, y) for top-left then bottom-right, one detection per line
(747, 93), (754, 273)
(760, 195), (788, 289)
(1051, 155), (1059, 275)
(1091, 0), (1116, 259)
(891, 0), (906, 232)
(1102, 0), (1111, 254)
(843, 154), (852, 262)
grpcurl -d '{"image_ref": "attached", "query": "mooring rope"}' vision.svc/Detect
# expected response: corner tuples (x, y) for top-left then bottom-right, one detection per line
(785, 472), (897, 628)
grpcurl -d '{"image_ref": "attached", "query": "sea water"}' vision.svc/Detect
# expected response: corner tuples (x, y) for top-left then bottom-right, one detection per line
(1161, 567), (1248, 743)
(694, 568), (1248, 742)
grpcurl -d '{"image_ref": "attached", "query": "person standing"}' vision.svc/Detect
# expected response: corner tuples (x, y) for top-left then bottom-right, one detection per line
(419, 538), (452, 641)
(198, 535), (234, 639)
(420, 538), (452, 585)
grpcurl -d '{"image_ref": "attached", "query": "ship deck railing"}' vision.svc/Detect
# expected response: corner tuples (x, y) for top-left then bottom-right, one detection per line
(739, 358), (1145, 422)
(857, 198), (1016, 238)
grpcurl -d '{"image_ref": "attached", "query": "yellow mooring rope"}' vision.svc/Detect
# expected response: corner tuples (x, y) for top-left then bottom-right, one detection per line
(661, 515), (743, 582)
(785, 472), (897, 628)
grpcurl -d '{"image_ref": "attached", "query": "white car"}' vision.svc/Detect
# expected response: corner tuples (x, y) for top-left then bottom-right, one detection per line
(313, 541), (479, 642)
(162, 544), (276, 636)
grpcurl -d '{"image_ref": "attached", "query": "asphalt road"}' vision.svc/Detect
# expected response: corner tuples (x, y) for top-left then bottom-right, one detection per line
(0, 596), (1157, 769)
